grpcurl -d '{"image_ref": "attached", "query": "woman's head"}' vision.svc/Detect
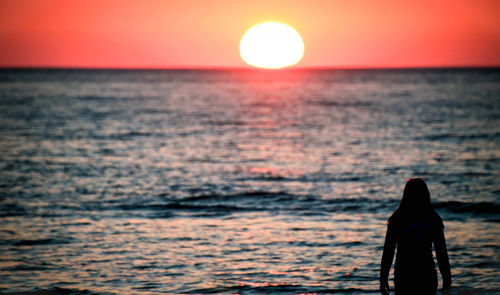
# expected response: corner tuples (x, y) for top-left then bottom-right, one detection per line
(389, 178), (442, 225)
(400, 178), (432, 211)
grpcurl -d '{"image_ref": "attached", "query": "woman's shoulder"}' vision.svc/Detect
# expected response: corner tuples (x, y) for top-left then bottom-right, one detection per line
(388, 209), (444, 228)
(429, 210), (444, 228)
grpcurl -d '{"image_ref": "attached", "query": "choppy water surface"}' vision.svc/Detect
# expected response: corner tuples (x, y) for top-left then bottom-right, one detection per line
(0, 69), (499, 294)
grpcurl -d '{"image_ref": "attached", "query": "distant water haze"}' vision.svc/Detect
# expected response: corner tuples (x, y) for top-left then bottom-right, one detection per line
(0, 69), (499, 294)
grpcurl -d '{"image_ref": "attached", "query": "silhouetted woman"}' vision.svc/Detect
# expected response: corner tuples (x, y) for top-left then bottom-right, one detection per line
(380, 178), (451, 295)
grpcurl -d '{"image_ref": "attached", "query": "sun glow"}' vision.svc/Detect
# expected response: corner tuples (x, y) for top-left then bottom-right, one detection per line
(240, 22), (304, 69)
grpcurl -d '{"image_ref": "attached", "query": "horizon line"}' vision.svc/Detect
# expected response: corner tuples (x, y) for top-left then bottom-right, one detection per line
(1, 65), (499, 71)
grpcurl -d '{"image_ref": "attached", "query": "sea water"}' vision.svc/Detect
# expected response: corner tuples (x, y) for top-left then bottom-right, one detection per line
(0, 69), (499, 294)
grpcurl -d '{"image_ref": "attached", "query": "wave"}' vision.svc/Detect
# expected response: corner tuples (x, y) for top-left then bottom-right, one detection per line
(76, 95), (156, 101)
(236, 175), (373, 183)
(134, 108), (172, 115)
(0, 203), (27, 217)
(86, 131), (165, 141)
(205, 119), (246, 126)
(433, 201), (500, 215)
(419, 132), (500, 141)
(236, 170), (374, 183)
(4, 191), (498, 220)
(308, 99), (373, 108)
(104, 192), (395, 218)
(189, 284), (376, 294)
(0, 287), (98, 295)
(138, 195), (499, 219)
(13, 238), (73, 247)
(109, 191), (298, 215)
(180, 190), (297, 202)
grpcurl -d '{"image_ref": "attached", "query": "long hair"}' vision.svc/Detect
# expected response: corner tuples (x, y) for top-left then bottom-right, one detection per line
(389, 178), (442, 226)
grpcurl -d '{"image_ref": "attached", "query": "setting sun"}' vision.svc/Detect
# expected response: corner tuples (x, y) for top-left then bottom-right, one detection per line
(239, 22), (305, 69)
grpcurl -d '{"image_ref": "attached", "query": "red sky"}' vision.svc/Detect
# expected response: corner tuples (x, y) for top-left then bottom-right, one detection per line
(0, 0), (499, 68)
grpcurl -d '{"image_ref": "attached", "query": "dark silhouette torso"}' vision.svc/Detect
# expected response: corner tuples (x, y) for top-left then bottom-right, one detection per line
(392, 218), (438, 294)
(380, 211), (450, 295)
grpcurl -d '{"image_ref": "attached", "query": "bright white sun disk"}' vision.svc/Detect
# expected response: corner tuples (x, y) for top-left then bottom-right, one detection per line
(240, 22), (304, 69)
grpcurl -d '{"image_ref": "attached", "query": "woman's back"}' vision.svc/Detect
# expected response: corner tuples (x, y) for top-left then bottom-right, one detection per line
(380, 178), (451, 295)
(390, 209), (443, 259)
(390, 213), (443, 294)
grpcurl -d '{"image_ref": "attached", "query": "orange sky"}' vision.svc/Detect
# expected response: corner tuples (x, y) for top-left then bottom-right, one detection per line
(0, 0), (499, 68)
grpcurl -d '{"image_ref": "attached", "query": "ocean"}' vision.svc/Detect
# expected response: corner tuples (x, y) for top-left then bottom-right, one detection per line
(0, 68), (499, 294)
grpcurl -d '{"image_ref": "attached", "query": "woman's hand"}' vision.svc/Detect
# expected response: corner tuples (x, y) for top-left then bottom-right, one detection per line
(380, 280), (390, 295)
(442, 277), (452, 293)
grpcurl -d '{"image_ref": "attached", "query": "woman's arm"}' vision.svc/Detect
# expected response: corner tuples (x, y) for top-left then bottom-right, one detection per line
(434, 227), (451, 289)
(380, 223), (396, 295)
